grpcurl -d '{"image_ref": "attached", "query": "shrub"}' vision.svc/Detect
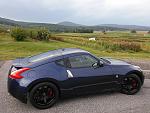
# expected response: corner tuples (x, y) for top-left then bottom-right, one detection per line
(28, 29), (37, 39)
(11, 27), (27, 41)
(102, 30), (106, 34)
(36, 29), (49, 41)
(131, 30), (136, 33)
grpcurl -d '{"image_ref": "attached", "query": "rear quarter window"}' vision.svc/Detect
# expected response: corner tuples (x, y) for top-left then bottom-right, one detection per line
(55, 59), (65, 67)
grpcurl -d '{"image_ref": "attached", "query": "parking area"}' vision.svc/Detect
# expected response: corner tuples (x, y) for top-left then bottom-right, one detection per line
(0, 61), (150, 113)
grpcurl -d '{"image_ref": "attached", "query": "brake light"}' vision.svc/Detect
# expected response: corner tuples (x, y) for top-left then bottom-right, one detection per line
(9, 68), (30, 79)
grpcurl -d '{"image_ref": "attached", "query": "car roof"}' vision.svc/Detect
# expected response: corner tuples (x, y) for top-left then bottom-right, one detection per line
(60, 48), (89, 55)
(29, 48), (89, 63)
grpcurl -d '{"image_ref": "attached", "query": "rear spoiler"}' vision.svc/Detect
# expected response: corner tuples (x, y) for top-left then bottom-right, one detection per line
(12, 57), (29, 67)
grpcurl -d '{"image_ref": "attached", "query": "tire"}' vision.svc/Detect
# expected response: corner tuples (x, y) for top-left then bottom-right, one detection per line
(121, 74), (142, 95)
(29, 82), (59, 109)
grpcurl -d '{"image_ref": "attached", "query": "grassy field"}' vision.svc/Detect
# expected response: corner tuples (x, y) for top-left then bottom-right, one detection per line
(0, 31), (150, 60)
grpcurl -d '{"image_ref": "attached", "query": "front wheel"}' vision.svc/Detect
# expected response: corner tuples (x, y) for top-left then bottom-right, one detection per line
(29, 82), (59, 109)
(121, 74), (142, 95)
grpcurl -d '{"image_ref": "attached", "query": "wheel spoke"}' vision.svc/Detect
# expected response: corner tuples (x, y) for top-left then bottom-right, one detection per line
(33, 85), (55, 106)
(43, 96), (47, 104)
(122, 76), (139, 94)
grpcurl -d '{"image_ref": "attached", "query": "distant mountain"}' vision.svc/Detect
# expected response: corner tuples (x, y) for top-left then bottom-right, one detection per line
(1, 17), (150, 32)
(0, 17), (19, 26)
(0, 17), (78, 32)
(57, 21), (83, 26)
(100, 24), (150, 31)
(0, 17), (54, 27)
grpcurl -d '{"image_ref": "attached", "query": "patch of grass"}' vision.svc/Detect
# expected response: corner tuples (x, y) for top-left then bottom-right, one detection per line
(55, 32), (150, 52)
(0, 33), (150, 60)
(52, 35), (143, 52)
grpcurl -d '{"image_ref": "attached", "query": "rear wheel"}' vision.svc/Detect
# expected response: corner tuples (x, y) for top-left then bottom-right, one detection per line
(121, 74), (142, 95)
(29, 82), (59, 109)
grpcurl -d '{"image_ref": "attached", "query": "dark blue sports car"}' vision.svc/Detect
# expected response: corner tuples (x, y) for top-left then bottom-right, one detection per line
(8, 48), (144, 109)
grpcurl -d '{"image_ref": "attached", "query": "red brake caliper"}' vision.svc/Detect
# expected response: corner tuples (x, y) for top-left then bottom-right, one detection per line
(48, 89), (53, 96)
(132, 79), (137, 88)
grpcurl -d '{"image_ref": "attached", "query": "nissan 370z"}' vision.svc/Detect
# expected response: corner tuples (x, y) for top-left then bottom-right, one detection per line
(7, 48), (144, 109)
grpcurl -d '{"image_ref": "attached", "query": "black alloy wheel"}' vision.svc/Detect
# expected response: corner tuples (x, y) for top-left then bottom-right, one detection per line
(29, 82), (59, 109)
(121, 74), (142, 95)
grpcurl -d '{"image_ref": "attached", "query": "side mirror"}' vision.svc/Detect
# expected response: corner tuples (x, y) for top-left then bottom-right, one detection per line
(99, 60), (104, 67)
(92, 60), (104, 68)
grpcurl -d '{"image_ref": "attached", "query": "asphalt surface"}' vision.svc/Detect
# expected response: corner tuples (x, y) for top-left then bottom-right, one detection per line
(0, 61), (150, 113)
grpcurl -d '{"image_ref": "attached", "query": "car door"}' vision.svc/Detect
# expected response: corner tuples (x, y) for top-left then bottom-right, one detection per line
(65, 54), (118, 95)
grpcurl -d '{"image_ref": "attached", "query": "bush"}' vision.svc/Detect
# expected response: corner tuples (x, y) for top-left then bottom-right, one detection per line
(11, 27), (27, 41)
(102, 30), (106, 34)
(25, 29), (38, 39)
(36, 29), (49, 41)
(131, 30), (136, 33)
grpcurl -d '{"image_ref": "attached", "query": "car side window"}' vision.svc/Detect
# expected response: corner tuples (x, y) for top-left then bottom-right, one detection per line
(55, 59), (65, 67)
(68, 55), (98, 68)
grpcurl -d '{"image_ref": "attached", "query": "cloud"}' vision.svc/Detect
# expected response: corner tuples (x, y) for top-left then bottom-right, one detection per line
(0, 0), (150, 25)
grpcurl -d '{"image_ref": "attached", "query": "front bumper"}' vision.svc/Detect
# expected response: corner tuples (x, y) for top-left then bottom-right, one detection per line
(7, 77), (27, 103)
(141, 71), (145, 85)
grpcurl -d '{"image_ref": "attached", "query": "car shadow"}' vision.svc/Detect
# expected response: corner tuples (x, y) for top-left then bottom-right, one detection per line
(57, 90), (118, 105)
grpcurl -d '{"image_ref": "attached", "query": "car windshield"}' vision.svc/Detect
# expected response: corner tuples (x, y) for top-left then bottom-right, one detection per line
(29, 50), (61, 63)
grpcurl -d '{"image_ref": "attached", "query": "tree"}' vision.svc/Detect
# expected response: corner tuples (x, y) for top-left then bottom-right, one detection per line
(73, 28), (93, 33)
(11, 27), (27, 41)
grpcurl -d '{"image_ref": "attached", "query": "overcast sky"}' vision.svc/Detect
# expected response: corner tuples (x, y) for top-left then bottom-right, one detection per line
(0, 0), (150, 26)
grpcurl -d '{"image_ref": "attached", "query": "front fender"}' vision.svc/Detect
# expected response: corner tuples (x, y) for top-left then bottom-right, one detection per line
(126, 70), (144, 85)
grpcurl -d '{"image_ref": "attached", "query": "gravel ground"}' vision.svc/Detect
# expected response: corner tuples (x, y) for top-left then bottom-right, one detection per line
(124, 59), (150, 70)
(0, 61), (4, 68)
(0, 61), (150, 113)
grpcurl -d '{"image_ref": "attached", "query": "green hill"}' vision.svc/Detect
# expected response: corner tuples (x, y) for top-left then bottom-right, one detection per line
(0, 17), (127, 32)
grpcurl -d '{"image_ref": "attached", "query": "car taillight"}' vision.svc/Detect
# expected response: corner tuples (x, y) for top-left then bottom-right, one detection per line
(9, 68), (30, 79)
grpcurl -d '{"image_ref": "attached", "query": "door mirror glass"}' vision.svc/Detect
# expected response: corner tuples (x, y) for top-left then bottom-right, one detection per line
(92, 62), (99, 68)
(99, 60), (104, 67)
(92, 60), (104, 68)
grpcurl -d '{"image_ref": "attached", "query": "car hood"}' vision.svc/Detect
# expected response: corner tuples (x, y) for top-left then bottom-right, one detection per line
(102, 58), (131, 66)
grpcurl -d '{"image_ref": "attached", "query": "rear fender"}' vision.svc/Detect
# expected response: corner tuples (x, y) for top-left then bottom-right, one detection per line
(27, 78), (60, 93)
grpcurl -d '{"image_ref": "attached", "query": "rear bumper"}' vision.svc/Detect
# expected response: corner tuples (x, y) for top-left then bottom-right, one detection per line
(7, 78), (27, 103)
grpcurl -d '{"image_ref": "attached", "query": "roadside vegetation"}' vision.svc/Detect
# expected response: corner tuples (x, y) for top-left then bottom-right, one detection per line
(0, 27), (150, 60)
